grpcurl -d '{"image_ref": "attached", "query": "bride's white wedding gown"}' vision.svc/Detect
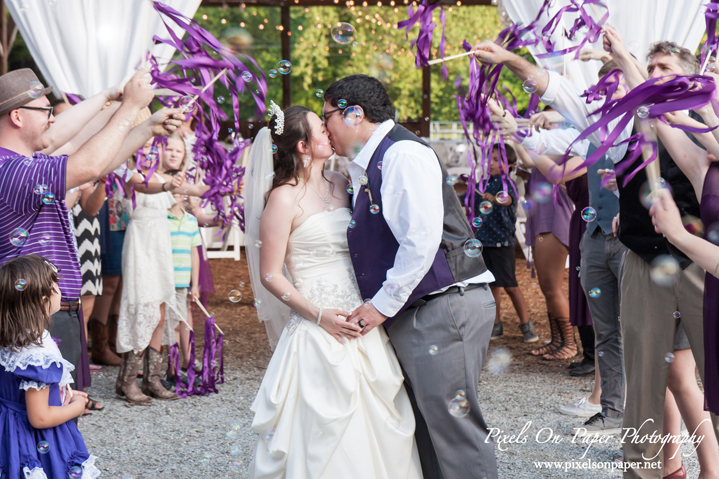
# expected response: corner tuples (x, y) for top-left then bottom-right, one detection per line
(249, 208), (423, 479)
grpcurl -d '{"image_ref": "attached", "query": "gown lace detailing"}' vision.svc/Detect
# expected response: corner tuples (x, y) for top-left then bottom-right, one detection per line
(0, 331), (74, 388)
(249, 208), (423, 479)
(117, 189), (178, 354)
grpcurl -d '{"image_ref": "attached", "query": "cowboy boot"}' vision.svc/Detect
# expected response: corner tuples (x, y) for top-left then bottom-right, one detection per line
(115, 352), (125, 397)
(141, 347), (180, 400)
(108, 315), (119, 355)
(543, 317), (578, 361)
(120, 351), (152, 405)
(530, 313), (562, 356)
(88, 318), (121, 366)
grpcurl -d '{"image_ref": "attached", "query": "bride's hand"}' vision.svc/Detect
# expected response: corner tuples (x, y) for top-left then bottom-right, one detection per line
(319, 308), (362, 343)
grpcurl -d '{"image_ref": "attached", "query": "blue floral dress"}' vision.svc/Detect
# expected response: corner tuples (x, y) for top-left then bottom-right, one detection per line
(0, 331), (99, 478)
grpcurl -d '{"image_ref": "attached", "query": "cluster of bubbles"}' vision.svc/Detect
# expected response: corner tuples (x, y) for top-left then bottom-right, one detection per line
(15, 279), (27, 291)
(463, 239), (482, 258)
(479, 201), (493, 214)
(581, 207), (597, 222)
(649, 255), (679, 287)
(10, 228), (29, 247)
(495, 191), (509, 204)
(229, 290), (242, 303)
(486, 347), (513, 374)
(330, 22), (356, 45)
(522, 76), (538, 94)
(448, 390), (470, 417)
(589, 288), (601, 298)
(708, 56), (717, 73)
(277, 60), (292, 75)
(34, 184), (48, 195)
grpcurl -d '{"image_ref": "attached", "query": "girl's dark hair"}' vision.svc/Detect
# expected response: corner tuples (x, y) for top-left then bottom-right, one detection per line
(0, 255), (58, 351)
(267, 105), (333, 202)
(492, 143), (518, 165)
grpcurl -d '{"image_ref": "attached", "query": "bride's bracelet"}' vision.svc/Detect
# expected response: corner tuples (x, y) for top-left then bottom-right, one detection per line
(316, 308), (323, 325)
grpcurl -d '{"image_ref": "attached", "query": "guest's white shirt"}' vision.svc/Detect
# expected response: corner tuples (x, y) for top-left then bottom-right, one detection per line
(521, 127), (590, 158)
(347, 120), (494, 318)
(540, 70), (634, 164)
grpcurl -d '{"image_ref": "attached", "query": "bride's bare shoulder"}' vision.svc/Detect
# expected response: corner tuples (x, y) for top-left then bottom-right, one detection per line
(265, 182), (303, 210)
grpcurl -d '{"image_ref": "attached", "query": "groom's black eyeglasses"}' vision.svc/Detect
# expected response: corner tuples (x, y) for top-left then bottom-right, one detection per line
(321, 107), (341, 124)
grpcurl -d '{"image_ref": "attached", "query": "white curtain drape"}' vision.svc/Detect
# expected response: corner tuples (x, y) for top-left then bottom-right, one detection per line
(500, 0), (709, 91)
(6, 0), (202, 98)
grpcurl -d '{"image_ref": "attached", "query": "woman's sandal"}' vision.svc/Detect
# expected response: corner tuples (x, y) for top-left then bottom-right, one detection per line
(530, 313), (562, 356)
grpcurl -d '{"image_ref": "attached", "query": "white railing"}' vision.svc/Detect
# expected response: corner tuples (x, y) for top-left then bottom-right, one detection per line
(430, 121), (471, 141)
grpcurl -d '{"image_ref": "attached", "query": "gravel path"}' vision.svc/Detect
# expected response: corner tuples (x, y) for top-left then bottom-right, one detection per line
(80, 348), (701, 478)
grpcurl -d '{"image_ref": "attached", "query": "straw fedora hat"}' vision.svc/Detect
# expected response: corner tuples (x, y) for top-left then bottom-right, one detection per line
(0, 68), (53, 116)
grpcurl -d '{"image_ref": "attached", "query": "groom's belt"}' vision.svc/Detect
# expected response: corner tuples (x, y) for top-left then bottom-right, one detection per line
(408, 282), (486, 309)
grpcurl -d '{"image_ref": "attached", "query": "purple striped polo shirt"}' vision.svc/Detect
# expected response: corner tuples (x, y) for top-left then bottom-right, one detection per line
(0, 147), (82, 301)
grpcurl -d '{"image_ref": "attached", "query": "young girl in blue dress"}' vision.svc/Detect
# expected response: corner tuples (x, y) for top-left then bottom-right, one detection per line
(0, 255), (99, 478)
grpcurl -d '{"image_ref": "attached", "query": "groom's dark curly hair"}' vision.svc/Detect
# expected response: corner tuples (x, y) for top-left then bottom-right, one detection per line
(323, 75), (395, 123)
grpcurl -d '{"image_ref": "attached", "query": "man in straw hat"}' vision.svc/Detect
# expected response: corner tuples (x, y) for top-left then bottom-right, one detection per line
(0, 67), (182, 390)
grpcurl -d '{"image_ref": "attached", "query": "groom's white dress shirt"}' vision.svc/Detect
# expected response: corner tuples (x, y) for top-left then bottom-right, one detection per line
(347, 120), (494, 318)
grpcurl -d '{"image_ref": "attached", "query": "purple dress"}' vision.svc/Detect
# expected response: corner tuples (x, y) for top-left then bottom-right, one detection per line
(525, 169), (573, 247)
(0, 332), (99, 478)
(701, 162), (719, 414)
(565, 175), (593, 327)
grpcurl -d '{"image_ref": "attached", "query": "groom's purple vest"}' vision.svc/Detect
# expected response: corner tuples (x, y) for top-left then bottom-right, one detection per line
(347, 125), (487, 328)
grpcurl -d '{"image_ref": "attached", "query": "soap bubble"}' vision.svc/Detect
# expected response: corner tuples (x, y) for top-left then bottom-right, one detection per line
(519, 197), (537, 217)
(216, 96), (225, 104)
(265, 274), (273, 282)
(277, 60), (292, 75)
(348, 220), (356, 228)
(331, 22), (356, 44)
(338, 99), (347, 108)
(346, 184), (354, 195)
(429, 345), (438, 355)
(226, 430), (238, 439)
(486, 347), (512, 374)
(230, 461), (243, 470)
(708, 222), (719, 244)
(68, 466), (83, 478)
(479, 201), (493, 214)
(200, 452), (212, 465)
(146, 146), (159, 162)
(241, 71), (253, 82)
(532, 182), (553, 203)
(369, 204), (380, 214)
(472, 217), (483, 228)
(384, 283), (399, 296)
(178, 95), (194, 113)
(263, 428), (276, 442)
(255, 240), (263, 248)
(39, 234), (51, 246)
(682, 216), (704, 237)
(230, 445), (242, 456)
(463, 238), (482, 257)
(9, 228), (28, 246)
(640, 177), (672, 209)
(239, 282), (245, 288)
(229, 290), (242, 303)
(34, 184), (48, 195)
(28, 81), (44, 99)
(254, 299), (262, 308)
(323, 204), (335, 212)
(315, 89), (324, 98)
(352, 41), (359, 47)
(271, 144), (278, 154)
(15, 279), (27, 291)
(118, 119), (131, 132)
(343, 105), (363, 127)
(268, 69), (278, 78)
(42, 192), (56, 205)
(522, 76), (537, 94)
(709, 63), (717, 73)
(673, 311), (681, 319)
(19, 1), (30, 13)
(665, 352), (675, 363)
(637, 105), (650, 119)
(37, 441), (49, 454)
(598, 351), (604, 357)
(448, 390), (470, 417)
(581, 207), (597, 222)
(650, 255), (680, 287)
(589, 288), (601, 298)
(281, 291), (291, 301)
(496, 191), (509, 204)
(446, 175), (457, 186)
(670, 47), (681, 55)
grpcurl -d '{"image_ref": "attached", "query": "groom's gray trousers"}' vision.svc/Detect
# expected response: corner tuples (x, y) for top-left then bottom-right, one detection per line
(387, 284), (498, 479)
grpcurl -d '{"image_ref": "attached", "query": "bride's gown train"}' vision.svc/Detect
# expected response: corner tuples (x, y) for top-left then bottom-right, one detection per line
(249, 208), (423, 479)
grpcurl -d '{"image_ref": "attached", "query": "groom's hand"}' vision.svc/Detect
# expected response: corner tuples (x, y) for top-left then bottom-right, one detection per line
(347, 301), (388, 337)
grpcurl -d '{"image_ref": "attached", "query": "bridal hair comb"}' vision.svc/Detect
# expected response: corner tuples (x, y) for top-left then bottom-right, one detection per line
(269, 101), (284, 136)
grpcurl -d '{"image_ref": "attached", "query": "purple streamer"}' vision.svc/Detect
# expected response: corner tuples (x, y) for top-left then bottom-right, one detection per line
(397, 0), (449, 78)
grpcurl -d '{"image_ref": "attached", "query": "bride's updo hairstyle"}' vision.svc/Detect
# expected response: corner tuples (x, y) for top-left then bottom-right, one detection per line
(268, 105), (315, 194)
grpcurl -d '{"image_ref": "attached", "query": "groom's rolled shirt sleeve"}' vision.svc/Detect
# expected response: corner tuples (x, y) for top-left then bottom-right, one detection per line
(371, 141), (444, 317)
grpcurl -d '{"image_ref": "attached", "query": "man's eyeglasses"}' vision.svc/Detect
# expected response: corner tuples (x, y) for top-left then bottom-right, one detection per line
(17, 106), (54, 119)
(321, 107), (341, 124)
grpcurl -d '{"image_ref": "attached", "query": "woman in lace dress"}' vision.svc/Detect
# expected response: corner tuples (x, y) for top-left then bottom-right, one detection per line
(245, 105), (422, 479)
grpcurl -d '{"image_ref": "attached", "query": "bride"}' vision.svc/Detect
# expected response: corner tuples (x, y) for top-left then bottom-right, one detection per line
(244, 102), (423, 479)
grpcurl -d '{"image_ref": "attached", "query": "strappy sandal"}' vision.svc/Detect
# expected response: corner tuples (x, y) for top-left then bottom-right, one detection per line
(530, 313), (562, 356)
(543, 317), (578, 361)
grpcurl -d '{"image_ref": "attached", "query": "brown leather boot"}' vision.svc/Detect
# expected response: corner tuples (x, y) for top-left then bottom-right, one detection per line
(107, 315), (119, 355)
(88, 318), (121, 366)
(120, 351), (152, 405)
(115, 353), (125, 397)
(141, 347), (179, 400)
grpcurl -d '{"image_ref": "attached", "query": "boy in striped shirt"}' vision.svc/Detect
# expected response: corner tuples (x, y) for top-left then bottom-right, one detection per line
(166, 193), (202, 386)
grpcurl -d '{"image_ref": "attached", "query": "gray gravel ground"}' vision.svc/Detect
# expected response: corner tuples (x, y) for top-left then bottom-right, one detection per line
(81, 349), (701, 478)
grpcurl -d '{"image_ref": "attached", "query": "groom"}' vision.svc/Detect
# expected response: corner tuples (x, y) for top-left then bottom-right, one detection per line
(323, 75), (498, 479)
